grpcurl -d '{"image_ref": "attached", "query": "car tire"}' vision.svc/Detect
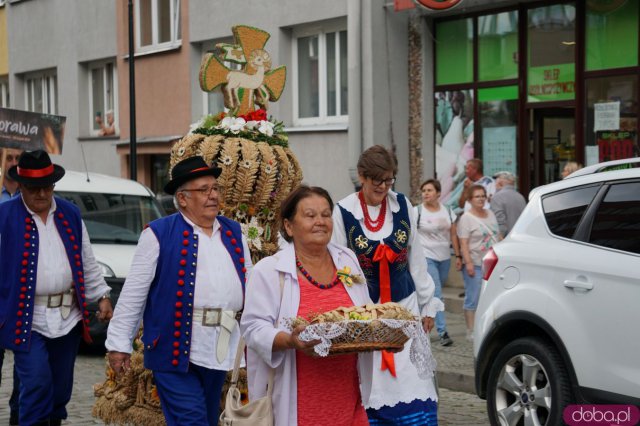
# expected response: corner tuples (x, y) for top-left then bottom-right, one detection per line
(486, 336), (573, 426)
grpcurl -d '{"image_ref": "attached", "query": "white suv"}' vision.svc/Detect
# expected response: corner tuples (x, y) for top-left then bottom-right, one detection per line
(55, 170), (165, 347)
(474, 159), (640, 425)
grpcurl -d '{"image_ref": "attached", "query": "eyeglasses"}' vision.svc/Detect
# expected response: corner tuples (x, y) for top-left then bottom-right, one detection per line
(370, 177), (396, 187)
(22, 184), (55, 194)
(180, 185), (219, 196)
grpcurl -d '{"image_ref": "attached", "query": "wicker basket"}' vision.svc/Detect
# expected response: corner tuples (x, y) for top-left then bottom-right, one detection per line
(319, 319), (411, 355)
(295, 302), (419, 356)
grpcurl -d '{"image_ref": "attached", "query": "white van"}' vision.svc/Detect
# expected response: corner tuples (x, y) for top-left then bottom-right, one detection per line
(54, 170), (166, 347)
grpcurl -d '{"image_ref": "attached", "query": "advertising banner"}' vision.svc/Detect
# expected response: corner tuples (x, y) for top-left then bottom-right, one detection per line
(0, 108), (65, 154)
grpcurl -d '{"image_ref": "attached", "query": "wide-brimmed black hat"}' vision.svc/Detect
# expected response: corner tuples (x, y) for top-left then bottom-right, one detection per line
(7, 149), (65, 187)
(164, 156), (222, 195)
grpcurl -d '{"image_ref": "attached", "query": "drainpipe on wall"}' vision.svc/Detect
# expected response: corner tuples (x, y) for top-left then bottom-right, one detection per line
(347, 0), (363, 191)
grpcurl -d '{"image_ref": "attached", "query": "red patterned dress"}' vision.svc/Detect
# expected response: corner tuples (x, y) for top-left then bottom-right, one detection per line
(295, 271), (369, 426)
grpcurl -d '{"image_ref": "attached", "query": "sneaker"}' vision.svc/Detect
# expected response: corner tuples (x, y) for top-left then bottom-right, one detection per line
(466, 330), (474, 342)
(439, 332), (453, 347)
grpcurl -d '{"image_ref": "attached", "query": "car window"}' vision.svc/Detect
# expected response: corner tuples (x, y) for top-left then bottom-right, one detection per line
(542, 185), (599, 238)
(56, 191), (164, 244)
(588, 182), (640, 254)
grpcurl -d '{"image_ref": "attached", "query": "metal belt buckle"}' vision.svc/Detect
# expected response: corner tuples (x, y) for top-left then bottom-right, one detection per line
(202, 308), (222, 326)
(47, 294), (63, 308)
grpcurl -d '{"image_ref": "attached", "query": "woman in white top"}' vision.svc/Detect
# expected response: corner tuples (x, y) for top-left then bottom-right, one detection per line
(457, 185), (501, 340)
(415, 179), (461, 347)
(332, 145), (443, 425)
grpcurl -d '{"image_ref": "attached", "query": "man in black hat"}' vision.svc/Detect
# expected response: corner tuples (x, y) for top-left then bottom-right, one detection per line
(106, 156), (252, 425)
(0, 149), (113, 426)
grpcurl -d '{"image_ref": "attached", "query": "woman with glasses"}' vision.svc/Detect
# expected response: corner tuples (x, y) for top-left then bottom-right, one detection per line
(457, 185), (501, 341)
(332, 145), (443, 426)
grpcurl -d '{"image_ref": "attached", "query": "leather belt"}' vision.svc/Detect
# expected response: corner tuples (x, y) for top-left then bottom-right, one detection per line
(192, 308), (238, 363)
(34, 288), (75, 319)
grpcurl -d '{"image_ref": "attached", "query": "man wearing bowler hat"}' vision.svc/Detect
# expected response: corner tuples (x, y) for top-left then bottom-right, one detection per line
(0, 149), (113, 426)
(106, 156), (252, 425)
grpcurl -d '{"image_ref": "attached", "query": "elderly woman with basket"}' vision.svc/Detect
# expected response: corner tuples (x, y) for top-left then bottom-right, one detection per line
(332, 145), (443, 425)
(240, 185), (373, 426)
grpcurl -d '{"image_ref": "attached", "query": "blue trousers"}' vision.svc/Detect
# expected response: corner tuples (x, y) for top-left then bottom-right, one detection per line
(0, 349), (21, 414)
(426, 257), (451, 336)
(13, 323), (81, 426)
(153, 363), (227, 426)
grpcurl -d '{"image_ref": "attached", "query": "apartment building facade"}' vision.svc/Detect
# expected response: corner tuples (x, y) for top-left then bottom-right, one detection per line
(4, 0), (637, 202)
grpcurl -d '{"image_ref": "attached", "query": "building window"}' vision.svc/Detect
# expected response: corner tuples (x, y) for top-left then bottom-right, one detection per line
(0, 79), (9, 107)
(137, 0), (181, 52)
(89, 62), (118, 136)
(25, 72), (57, 114)
(585, 75), (638, 165)
(293, 26), (348, 125)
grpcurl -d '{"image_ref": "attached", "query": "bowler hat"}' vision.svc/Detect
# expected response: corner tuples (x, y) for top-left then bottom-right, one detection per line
(164, 156), (222, 195)
(7, 149), (65, 187)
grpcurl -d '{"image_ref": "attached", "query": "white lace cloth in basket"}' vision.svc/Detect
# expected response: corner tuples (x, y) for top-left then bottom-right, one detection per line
(297, 319), (436, 380)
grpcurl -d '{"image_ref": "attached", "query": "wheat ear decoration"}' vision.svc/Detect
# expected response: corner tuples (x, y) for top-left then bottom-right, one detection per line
(251, 142), (278, 209)
(235, 139), (261, 205)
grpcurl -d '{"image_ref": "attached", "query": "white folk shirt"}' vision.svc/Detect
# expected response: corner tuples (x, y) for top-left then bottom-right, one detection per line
(105, 213), (252, 371)
(24, 198), (109, 338)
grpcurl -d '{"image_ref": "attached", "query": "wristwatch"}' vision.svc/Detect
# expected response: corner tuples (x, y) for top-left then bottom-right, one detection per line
(100, 291), (112, 302)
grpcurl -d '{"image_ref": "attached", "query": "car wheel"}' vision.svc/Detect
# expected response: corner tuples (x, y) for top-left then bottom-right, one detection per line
(486, 337), (572, 426)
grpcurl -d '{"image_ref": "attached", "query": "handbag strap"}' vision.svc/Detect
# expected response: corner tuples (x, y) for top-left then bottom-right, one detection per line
(230, 268), (285, 396)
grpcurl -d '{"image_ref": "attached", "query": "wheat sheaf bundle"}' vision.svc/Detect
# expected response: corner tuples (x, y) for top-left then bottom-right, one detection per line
(169, 133), (303, 262)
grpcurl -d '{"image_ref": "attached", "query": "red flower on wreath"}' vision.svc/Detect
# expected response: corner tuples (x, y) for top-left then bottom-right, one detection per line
(239, 108), (267, 122)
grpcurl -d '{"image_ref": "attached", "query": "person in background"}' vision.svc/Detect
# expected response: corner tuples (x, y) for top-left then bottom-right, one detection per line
(457, 185), (501, 341)
(0, 147), (23, 425)
(106, 156), (252, 425)
(561, 161), (583, 179)
(96, 110), (116, 137)
(333, 145), (443, 425)
(458, 158), (495, 211)
(0, 150), (113, 426)
(415, 179), (461, 347)
(241, 185), (372, 426)
(490, 171), (526, 237)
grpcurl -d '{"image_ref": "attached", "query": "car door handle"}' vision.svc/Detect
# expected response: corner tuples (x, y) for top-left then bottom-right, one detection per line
(563, 279), (593, 291)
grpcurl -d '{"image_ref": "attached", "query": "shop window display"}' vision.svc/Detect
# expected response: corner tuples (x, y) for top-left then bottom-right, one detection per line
(585, 75), (639, 165)
(434, 90), (474, 211)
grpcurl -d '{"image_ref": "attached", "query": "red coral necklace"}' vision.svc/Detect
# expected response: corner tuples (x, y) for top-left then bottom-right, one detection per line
(358, 191), (386, 232)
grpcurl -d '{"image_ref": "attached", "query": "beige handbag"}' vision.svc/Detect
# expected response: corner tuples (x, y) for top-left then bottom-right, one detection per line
(219, 338), (274, 426)
(219, 271), (283, 426)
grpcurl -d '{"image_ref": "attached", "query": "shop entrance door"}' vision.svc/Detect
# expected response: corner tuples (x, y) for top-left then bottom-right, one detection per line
(529, 108), (575, 188)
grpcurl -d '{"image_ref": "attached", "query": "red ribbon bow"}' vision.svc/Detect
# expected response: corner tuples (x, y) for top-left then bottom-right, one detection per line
(373, 244), (399, 377)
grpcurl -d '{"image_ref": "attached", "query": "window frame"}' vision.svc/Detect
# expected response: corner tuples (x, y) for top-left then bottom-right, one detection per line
(88, 61), (119, 137)
(135, 0), (182, 54)
(0, 79), (8, 108)
(292, 21), (348, 126)
(24, 71), (57, 114)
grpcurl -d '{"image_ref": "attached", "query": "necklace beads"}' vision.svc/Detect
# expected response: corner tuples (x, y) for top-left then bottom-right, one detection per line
(358, 191), (386, 232)
(296, 257), (340, 290)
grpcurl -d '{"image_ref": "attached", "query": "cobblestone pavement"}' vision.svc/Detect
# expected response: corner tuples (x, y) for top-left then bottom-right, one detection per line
(0, 349), (489, 425)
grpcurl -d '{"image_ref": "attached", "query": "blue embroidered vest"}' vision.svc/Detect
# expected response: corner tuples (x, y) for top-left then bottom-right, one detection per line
(0, 196), (92, 351)
(142, 214), (246, 372)
(338, 193), (415, 303)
